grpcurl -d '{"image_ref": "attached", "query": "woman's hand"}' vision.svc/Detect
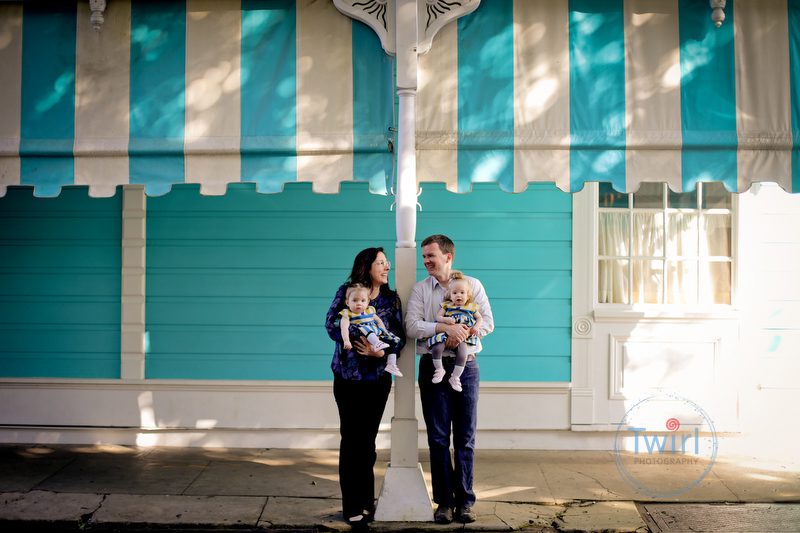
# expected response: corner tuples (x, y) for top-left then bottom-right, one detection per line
(354, 337), (385, 357)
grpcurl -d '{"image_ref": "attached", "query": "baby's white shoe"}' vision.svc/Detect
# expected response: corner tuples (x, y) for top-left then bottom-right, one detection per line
(432, 368), (446, 384)
(384, 361), (403, 377)
(373, 340), (390, 350)
(448, 375), (463, 392)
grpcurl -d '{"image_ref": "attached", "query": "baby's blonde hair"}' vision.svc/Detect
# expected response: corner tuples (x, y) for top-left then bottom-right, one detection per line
(345, 283), (370, 300)
(445, 271), (474, 304)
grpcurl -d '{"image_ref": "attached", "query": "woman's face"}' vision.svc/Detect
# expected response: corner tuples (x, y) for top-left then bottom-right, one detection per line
(369, 252), (390, 287)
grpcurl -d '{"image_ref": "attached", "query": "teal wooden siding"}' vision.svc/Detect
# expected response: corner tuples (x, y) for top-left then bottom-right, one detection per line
(0, 187), (122, 378)
(145, 182), (397, 380)
(146, 182), (571, 382)
(418, 183), (572, 381)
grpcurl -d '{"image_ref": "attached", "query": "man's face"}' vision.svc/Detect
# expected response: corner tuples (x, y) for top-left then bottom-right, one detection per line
(421, 243), (451, 280)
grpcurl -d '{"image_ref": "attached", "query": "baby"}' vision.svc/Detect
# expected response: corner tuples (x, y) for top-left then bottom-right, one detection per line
(339, 283), (403, 377)
(427, 271), (483, 391)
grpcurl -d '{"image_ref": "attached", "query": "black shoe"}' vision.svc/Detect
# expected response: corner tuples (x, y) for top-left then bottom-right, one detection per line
(456, 505), (476, 523)
(346, 514), (369, 531)
(434, 504), (454, 524)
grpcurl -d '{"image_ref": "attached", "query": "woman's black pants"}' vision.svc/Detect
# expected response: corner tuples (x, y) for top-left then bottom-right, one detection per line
(333, 374), (391, 519)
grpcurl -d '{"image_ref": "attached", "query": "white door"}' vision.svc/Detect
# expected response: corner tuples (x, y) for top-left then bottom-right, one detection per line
(571, 183), (740, 432)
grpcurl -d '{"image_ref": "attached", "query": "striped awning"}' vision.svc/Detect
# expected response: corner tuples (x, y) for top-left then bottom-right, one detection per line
(0, 0), (394, 197)
(1, 0), (799, 198)
(418, 0), (800, 194)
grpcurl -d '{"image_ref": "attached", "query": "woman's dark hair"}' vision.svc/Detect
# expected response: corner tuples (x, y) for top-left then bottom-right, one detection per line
(347, 247), (391, 295)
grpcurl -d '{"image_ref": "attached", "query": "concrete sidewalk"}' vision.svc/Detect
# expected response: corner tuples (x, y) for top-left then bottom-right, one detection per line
(1, 445), (799, 532)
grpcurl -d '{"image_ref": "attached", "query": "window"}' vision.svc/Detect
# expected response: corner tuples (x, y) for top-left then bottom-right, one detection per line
(598, 182), (733, 306)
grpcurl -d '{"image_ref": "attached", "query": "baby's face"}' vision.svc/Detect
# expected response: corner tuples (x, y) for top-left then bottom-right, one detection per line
(449, 281), (469, 306)
(346, 290), (370, 314)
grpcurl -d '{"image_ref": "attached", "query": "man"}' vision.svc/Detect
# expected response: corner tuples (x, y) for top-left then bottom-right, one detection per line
(405, 234), (494, 524)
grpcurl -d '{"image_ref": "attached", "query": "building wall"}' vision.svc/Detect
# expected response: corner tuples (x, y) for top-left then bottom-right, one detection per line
(0, 182), (573, 447)
(0, 187), (122, 378)
(143, 181), (571, 382)
(736, 183), (800, 457)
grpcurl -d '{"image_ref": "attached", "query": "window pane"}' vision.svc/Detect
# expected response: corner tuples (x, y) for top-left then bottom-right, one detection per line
(599, 212), (630, 256)
(599, 182), (629, 208)
(667, 213), (698, 257)
(599, 259), (629, 303)
(633, 182), (663, 208)
(633, 260), (663, 304)
(633, 212), (664, 257)
(666, 260), (697, 304)
(700, 261), (731, 304)
(702, 182), (731, 209)
(668, 187), (697, 209)
(701, 214), (731, 257)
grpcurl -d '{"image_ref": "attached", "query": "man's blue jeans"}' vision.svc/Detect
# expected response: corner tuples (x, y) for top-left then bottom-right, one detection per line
(418, 354), (480, 508)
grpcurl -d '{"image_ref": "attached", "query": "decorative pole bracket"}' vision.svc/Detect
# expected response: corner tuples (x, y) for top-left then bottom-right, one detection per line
(89, 0), (107, 31)
(333, 0), (480, 56)
(710, 0), (726, 28)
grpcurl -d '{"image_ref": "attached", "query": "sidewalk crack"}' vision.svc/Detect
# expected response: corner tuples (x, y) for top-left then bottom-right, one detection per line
(181, 459), (211, 495)
(538, 463), (558, 505)
(31, 455), (78, 490)
(79, 493), (107, 530)
(573, 469), (625, 498)
(256, 495), (270, 528)
(491, 502), (511, 530)
(552, 500), (592, 532)
(710, 468), (738, 501)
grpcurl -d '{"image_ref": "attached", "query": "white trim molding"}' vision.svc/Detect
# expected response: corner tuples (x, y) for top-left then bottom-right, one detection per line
(0, 379), (571, 449)
(571, 185), (596, 426)
(608, 335), (722, 401)
(120, 185), (146, 380)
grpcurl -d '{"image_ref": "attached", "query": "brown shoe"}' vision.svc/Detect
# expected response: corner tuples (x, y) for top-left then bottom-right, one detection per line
(434, 504), (454, 524)
(456, 505), (476, 523)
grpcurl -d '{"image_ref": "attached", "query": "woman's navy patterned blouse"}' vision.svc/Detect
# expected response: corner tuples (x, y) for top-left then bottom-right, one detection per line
(325, 283), (405, 381)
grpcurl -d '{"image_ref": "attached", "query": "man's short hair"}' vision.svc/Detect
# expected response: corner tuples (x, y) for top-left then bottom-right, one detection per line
(421, 234), (455, 256)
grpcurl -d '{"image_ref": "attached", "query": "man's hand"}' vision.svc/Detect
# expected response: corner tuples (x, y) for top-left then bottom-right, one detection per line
(444, 323), (469, 347)
(444, 336), (460, 349)
(354, 337), (384, 357)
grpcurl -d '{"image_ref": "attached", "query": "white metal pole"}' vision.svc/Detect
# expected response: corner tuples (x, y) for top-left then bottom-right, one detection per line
(374, 0), (433, 522)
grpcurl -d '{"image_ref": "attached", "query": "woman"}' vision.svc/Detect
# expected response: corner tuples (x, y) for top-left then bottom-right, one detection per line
(325, 247), (405, 527)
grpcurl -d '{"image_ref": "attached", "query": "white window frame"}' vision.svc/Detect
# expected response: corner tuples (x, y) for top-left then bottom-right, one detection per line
(588, 182), (739, 320)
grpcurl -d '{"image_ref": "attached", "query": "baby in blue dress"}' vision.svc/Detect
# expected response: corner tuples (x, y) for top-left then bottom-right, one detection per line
(427, 271), (484, 391)
(340, 283), (403, 377)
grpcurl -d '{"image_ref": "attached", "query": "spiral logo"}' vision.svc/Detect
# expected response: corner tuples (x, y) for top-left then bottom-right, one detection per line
(613, 394), (718, 498)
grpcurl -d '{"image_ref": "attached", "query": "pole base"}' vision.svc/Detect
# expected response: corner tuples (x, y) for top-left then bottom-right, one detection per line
(374, 463), (433, 522)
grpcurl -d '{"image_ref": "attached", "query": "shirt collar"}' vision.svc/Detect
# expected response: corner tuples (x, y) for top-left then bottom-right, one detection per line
(429, 275), (446, 291)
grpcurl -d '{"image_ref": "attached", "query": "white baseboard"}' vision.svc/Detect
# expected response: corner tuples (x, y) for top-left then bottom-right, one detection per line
(0, 425), (620, 450)
(0, 379), (575, 449)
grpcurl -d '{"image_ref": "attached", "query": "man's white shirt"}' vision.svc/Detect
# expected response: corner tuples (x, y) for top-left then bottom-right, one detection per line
(405, 275), (494, 356)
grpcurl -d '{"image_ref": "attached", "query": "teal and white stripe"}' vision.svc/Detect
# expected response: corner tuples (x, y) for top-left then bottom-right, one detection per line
(2, 0), (800, 197)
(418, 0), (800, 194)
(789, 0), (800, 193)
(0, 0), (394, 198)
